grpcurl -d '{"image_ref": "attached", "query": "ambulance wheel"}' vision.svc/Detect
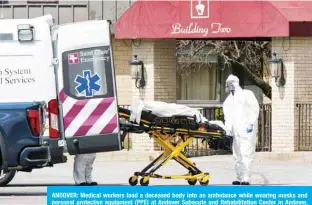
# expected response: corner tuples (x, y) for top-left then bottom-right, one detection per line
(140, 177), (149, 186)
(187, 179), (197, 185)
(128, 176), (138, 186)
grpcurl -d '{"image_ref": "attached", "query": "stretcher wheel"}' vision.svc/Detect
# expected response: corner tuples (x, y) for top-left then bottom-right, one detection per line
(187, 179), (197, 185)
(199, 180), (209, 186)
(199, 175), (209, 186)
(140, 177), (149, 186)
(128, 176), (138, 186)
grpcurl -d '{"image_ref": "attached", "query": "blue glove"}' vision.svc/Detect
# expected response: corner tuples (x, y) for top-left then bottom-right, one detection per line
(247, 124), (253, 133)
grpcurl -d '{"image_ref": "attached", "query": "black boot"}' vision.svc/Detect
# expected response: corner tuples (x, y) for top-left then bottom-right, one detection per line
(232, 181), (241, 185)
(88, 182), (98, 186)
(241, 182), (250, 185)
(76, 182), (88, 186)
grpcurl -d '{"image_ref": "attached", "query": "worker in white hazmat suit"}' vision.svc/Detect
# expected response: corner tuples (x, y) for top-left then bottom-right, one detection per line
(73, 153), (97, 186)
(222, 74), (259, 185)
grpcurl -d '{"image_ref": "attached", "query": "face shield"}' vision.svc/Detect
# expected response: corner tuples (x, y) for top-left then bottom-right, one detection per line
(225, 80), (236, 95)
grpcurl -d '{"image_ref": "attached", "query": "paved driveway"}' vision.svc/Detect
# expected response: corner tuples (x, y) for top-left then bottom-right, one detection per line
(1, 155), (312, 204)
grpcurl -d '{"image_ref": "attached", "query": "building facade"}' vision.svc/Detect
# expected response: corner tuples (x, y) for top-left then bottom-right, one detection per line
(1, 0), (311, 153)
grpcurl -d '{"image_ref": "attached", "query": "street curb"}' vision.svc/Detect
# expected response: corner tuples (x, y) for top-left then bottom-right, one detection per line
(63, 151), (312, 162)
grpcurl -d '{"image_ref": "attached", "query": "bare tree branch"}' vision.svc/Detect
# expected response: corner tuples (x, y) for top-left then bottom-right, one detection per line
(176, 39), (272, 100)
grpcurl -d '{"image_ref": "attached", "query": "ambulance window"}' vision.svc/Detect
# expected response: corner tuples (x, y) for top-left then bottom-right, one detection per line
(62, 46), (114, 99)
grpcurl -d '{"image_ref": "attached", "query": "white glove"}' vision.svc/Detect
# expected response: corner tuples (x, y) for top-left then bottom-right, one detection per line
(226, 129), (233, 136)
(224, 123), (233, 136)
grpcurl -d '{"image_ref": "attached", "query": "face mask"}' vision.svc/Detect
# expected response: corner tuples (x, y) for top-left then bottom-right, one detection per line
(225, 80), (236, 95)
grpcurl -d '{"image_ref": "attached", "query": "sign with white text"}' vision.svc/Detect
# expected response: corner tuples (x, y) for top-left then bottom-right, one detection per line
(47, 185), (311, 205)
(114, 1), (290, 39)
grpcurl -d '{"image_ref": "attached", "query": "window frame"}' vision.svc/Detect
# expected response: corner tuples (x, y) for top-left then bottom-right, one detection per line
(61, 46), (115, 100)
(27, 0), (59, 3)
(176, 62), (232, 106)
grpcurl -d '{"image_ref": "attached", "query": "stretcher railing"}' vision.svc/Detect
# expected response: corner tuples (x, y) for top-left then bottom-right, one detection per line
(120, 104), (273, 154)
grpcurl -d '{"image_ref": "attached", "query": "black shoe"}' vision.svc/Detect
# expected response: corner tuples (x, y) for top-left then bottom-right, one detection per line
(241, 182), (250, 185)
(88, 182), (98, 186)
(232, 181), (241, 185)
(76, 182), (88, 186)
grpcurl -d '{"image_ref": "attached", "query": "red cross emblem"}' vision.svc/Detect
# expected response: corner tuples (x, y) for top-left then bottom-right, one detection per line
(68, 53), (80, 64)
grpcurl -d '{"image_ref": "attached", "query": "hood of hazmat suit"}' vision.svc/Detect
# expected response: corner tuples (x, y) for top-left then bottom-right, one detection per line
(222, 74), (260, 183)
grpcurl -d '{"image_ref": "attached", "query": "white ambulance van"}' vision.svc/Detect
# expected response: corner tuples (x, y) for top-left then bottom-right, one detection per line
(0, 14), (122, 183)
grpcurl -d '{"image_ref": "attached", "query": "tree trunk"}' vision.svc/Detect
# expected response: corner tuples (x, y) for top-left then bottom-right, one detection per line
(231, 61), (272, 100)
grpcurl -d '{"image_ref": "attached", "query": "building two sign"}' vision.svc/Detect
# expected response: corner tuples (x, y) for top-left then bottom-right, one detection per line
(171, 0), (232, 37)
(114, 0), (292, 39)
(171, 22), (231, 37)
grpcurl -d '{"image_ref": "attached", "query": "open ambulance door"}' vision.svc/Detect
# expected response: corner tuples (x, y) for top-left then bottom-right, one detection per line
(53, 20), (121, 155)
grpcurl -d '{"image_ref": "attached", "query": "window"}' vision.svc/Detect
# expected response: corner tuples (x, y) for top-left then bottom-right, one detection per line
(177, 63), (233, 103)
(62, 46), (114, 99)
(27, 0), (58, 3)
(177, 63), (217, 101)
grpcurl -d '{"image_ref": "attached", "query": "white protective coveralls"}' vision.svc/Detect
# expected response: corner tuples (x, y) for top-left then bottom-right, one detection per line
(73, 153), (97, 185)
(222, 74), (259, 185)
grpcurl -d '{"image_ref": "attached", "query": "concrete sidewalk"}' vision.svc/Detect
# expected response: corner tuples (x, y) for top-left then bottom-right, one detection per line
(2, 154), (312, 204)
(6, 155), (312, 187)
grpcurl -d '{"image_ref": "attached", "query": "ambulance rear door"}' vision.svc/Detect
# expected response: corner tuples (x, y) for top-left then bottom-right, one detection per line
(53, 20), (121, 155)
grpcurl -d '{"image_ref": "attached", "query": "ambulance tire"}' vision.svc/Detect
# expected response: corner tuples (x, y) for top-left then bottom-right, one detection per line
(0, 170), (16, 186)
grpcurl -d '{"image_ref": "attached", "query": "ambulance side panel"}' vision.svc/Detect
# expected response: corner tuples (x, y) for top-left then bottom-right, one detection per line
(0, 16), (66, 170)
(0, 18), (56, 104)
(54, 20), (121, 155)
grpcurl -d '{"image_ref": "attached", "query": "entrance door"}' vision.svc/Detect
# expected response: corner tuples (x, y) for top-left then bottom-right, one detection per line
(54, 20), (121, 155)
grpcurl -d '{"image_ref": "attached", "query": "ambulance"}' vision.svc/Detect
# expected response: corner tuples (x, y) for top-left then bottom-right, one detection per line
(0, 15), (122, 186)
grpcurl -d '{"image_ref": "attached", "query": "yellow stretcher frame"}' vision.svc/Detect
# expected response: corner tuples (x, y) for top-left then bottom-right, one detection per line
(118, 109), (226, 186)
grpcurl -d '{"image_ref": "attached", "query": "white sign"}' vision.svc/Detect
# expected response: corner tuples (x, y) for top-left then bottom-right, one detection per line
(79, 48), (110, 63)
(191, 0), (210, 19)
(171, 22), (231, 37)
(68, 49), (110, 65)
(172, 0), (231, 36)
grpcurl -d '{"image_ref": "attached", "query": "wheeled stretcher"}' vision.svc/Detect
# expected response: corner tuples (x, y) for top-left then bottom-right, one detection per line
(118, 101), (232, 186)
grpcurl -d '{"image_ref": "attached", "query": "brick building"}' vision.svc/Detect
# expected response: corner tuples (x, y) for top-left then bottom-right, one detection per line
(114, 0), (312, 153)
(1, 0), (311, 153)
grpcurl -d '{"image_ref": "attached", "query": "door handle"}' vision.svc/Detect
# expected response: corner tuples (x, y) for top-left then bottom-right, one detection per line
(73, 139), (80, 153)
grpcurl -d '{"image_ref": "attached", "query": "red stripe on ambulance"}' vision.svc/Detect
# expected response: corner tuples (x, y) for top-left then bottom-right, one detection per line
(59, 89), (68, 103)
(100, 115), (118, 134)
(63, 100), (88, 130)
(58, 88), (118, 137)
(73, 97), (115, 136)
